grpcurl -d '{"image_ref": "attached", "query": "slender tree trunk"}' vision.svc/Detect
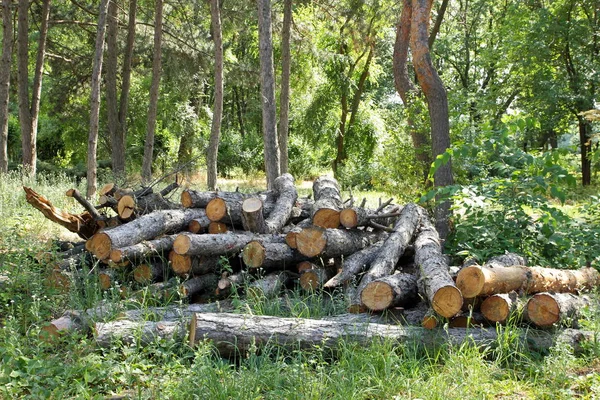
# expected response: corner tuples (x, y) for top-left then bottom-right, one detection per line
(577, 115), (592, 186)
(86, 0), (110, 198)
(141, 0), (163, 183)
(410, 0), (453, 240)
(257, 0), (281, 189)
(347, 45), (373, 134)
(0, 0), (14, 173)
(17, 0), (32, 174)
(117, 0), (137, 174)
(207, 0), (223, 190)
(278, 0), (292, 174)
(393, 0), (431, 183)
(106, 0), (121, 175)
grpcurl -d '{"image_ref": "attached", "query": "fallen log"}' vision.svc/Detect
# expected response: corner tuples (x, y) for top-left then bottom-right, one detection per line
(216, 271), (249, 296)
(414, 207), (463, 318)
(480, 292), (521, 324)
(323, 241), (384, 288)
(285, 218), (312, 249)
(360, 272), (419, 311)
(133, 259), (168, 284)
(181, 189), (272, 209)
(525, 292), (592, 328)
(24, 186), (98, 239)
(264, 173), (298, 233)
(311, 176), (343, 229)
(295, 227), (387, 258)
(117, 190), (180, 220)
(339, 205), (401, 229)
(242, 241), (307, 270)
(241, 198), (268, 233)
(169, 251), (220, 278)
(66, 188), (106, 222)
(179, 274), (219, 299)
(354, 203), (420, 308)
(109, 235), (177, 263)
(247, 271), (292, 300)
(208, 222), (229, 234)
(456, 265), (600, 299)
(299, 266), (336, 291)
(173, 232), (285, 257)
(205, 191), (278, 224)
(188, 215), (211, 233)
(87, 208), (206, 260)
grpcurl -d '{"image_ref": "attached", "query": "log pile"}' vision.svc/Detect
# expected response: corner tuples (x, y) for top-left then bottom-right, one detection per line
(26, 174), (599, 352)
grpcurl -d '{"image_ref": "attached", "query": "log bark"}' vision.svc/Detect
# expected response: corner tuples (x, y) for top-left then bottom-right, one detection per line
(0, 0), (13, 173)
(296, 227), (387, 258)
(354, 203), (420, 305)
(117, 192), (180, 220)
(182, 189), (269, 208)
(88, 208), (206, 260)
(414, 207), (463, 318)
(242, 241), (306, 269)
(206, 0), (223, 190)
(216, 271), (249, 297)
(173, 232), (284, 257)
(360, 272), (419, 311)
(247, 271), (291, 300)
(206, 191), (279, 224)
(525, 292), (592, 328)
(110, 235), (177, 263)
(456, 266), (600, 299)
(323, 241), (384, 288)
(241, 197), (268, 233)
(169, 251), (220, 278)
(339, 205), (401, 229)
(24, 186), (99, 239)
(311, 176), (343, 228)
(265, 173), (298, 233)
(480, 292), (521, 324)
(179, 274), (219, 299)
(188, 216), (211, 233)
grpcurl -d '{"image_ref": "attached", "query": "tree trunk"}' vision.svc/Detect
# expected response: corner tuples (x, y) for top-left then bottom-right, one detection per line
(116, 0), (137, 175)
(141, 0), (163, 182)
(180, 274), (219, 299)
(414, 207), (463, 318)
(526, 292), (592, 328)
(0, 0), (13, 173)
(410, 0), (453, 240)
(106, 0), (121, 175)
(181, 188), (273, 209)
(169, 251), (220, 278)
(173, 232), (285, 257)
(577, 115), (592, 186)
(393, 0), (431, 183)
(87, 208), (206, 260)
(480, 292), (521, 324)
(360, 272), (419, 311)
(207, 0), (223, 190)
(278, 0), (292, 174)
(456, 265), (600, 299)
(311, 176), (343, 228)
(323, 241), (384, 288)
(241, 198), (268, 233)
(295, 226), (387, 258)
(265, 173), (297, 232)
(86, 0), (110, 197)
(257, 0), (281, 188)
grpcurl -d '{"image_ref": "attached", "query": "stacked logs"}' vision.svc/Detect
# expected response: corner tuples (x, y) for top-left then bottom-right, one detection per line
(27, 174), (600, 345)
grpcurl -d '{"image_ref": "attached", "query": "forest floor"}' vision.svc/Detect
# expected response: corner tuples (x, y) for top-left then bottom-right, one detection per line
(0, 171), (598, 399)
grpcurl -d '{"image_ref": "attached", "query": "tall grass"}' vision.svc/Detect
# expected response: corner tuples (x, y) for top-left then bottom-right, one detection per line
(0, 172), (598, 399)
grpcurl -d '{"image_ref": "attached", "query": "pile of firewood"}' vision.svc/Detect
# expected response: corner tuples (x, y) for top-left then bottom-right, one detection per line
(25, 174), (600, 350)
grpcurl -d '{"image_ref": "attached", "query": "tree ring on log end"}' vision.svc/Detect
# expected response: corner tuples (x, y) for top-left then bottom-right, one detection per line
(339, 209), (358, 229)
(133, 265), (152, 283)
(313, 209), (340, 229)
(170, 252), (192, 276)
(117, 195), (136, 219)
(295, 227), (327, 257)
(180, 191), (193, 208)
(456, 266), (485, 298)
(243, 198), (263, 213)
(206, 198), (227, 222)
(432, 285), (463, 318)
(361, 281), (393, 311)
(480, 296), (509, 323)
(527, 293), (559, 327)
(91, 232), (112, 260)
(243, 241), (266, 268)
(173, 235), (192, 255)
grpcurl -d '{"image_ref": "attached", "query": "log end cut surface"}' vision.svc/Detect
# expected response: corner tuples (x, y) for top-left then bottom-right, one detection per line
(432, 286), (463, 318)
(206, 198), (227, 222)
(242, 241), (266, 268)
(481, 296), (510, 323)
(526, 293), (559, 327)
(181, 190), (193, 208)
(243, 198), (263, 213)
(133, 264), (153, 283)
(117, 195), (136, 219)
(361, 282), (393, 311)
(295, 227), (326, 257)
(173, 234), (192, 255)
(90, 232), (111, 260)
(313, 209), (340, 229)
(339, 209), (358, 229)
(456, 266), (485, 299)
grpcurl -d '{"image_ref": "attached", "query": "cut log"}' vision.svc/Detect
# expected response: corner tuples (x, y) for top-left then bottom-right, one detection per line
(264, 173), (298, 233)
(449, 311), (487, 328)
(339, 205), (401, 229)
(297, 260), (318, 274)
(242, 241), (306, 269)
(525, 292), (592, 328)
(188, 215), (211, 233)
(360, 272), (419, 311)
(241, 197), (268, 233)
(169, 251), (220, 278)
(285, 218), (312, 249)
(181, 189), (273, 209)
(99, 183), (118, 196)
(208, 222), (229, 234)
(299, 267), (336, 291)
(179, 274), (219, 299)
(98, 269), (118, 290)
(87, 208), (206, 260)
(24, 186), (99, 239)
(109, 235), (177, 263)
(41, 310), (86, 339)
(205, 191), (279, 225)
(247, 271), (292, 300)
(95, 319), (187, 347)
(120, 300), (234, 321)
(133, 259), (167, 284)
(323, 241), (384, 288)
(456, 265), (600, 299)
(216, 271), (249, 296)
(173, 232), (285, 257)
(354, 203), (420, 306)
(117, 192), (180, 220)
(414, 207), (463, 318)
(311, 176), (343, 229)
(295, 226), (387, 258)
(480, 292), (521, 324)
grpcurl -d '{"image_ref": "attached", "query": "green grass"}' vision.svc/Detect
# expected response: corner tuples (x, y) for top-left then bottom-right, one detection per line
(0, 171), (599, 399)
